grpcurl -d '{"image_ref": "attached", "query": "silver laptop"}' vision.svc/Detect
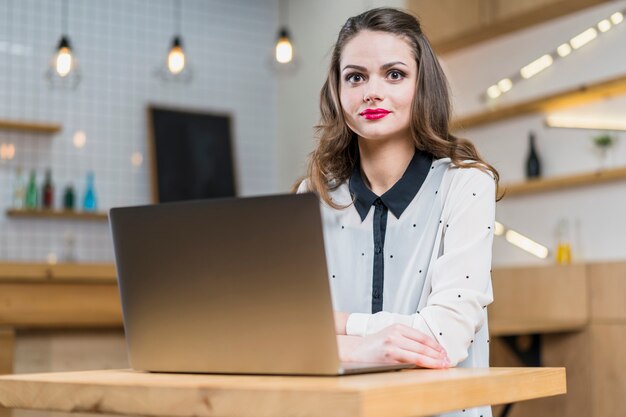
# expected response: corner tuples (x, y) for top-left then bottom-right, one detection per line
(109, 192), (414, 375)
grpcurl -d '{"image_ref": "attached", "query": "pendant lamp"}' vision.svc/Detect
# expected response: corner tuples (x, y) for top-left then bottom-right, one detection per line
(46, 0), (80, 89)
(156, 0), (192, 82)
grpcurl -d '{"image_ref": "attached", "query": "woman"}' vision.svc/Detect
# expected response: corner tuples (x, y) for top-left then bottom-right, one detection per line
(297, 7), (497, 412)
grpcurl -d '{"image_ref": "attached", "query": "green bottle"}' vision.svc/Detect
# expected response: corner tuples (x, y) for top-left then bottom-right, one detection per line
(25, 170), (38, 209)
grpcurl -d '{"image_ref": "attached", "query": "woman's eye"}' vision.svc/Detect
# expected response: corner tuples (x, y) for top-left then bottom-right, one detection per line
(346, 73), (364, 83)
(388, 70), (405, 80)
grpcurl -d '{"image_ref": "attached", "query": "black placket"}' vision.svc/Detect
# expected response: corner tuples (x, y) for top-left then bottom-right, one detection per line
(371, 198), (388, 313)
(349, 149), (433, 316)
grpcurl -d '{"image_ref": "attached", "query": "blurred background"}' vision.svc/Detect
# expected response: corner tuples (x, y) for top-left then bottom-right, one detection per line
(1, 1), (626, 416)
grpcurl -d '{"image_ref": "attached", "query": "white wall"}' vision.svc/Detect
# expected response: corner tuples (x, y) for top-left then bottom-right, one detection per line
(441, 1), (626, 266)
(0, 0), (278, 262)
(275, 0), (405, 192)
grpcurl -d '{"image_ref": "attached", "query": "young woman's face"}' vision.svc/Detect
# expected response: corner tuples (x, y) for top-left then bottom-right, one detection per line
(339, 30), (417, 143)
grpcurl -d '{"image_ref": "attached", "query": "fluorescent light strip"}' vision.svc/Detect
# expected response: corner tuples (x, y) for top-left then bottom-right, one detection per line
(597, 19), (612, 32)
(570, 27), (598, 49)
(611, 12), (623, 25)
(486, 85), (501, 99)
(494, 220), (550, 259)
(520, 54), (553, 79)
(505, 229), (550, 259)
(497, 78), (512, 93)
(557, 43), (572, 57)
(545, 115), (626, 131)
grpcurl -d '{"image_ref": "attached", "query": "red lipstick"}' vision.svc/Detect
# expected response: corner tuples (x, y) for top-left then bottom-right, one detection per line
(360, 108), (390, 120)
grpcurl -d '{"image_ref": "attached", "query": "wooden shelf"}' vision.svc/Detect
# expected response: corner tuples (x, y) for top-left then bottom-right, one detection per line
(419, 0), (611, 55)
(451, 73), (626, 131)
(6, 209), (108, 221)
(502, 166), (626, 198)
(490, 319), (587, 337)
(0, 262), (116, 284)
(0, 119), (62, 134)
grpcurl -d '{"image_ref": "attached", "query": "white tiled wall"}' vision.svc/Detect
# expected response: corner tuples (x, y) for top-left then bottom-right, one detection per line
(0, 0), (278, 262)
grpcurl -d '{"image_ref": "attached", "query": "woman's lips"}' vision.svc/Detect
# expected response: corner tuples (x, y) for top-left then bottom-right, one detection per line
(360, 109), (390, 120)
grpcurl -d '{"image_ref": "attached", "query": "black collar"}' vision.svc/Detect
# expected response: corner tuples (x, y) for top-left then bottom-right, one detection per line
(349, 150), (432, 221)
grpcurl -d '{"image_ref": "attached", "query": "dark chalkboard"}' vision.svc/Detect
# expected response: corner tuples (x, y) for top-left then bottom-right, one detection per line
(149, 106), (237, 203)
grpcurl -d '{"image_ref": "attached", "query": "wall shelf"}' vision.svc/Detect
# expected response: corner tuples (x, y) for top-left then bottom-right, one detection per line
(0, 119), (62, 134)
(502, 166), (626, 198)
(451, 73), (626, 131)
(6, 209), (108, 221)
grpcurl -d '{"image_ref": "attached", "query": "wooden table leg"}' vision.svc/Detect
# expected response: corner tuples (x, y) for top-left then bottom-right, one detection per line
(0, 327), (15, 417)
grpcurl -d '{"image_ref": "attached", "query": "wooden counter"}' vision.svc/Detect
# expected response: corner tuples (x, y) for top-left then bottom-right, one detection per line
(0, 263), (121, 328)
(489, 261), (626, 417)
(1, 260), (625, 417)
(0, 367), (566, 417)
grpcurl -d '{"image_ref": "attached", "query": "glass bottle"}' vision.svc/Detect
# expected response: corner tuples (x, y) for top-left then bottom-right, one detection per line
(525, 131), (541, 179)
(42, 168), (55, 209)
(83, 171), (97, 212)
(63, 185), (75, 210)
(25, 169), (38, 209)
(12, 166), (26, 209)
(555, 218), (572, 265)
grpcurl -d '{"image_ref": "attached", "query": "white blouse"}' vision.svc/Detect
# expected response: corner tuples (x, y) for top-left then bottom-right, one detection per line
(298, 155), (496, 417)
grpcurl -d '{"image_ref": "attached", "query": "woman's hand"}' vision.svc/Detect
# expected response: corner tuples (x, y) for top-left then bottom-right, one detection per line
(334, 312), (350, 335)
(337, 324), (450, 369)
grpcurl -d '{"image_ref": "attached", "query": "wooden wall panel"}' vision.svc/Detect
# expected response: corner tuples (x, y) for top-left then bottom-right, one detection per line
(591, 324), (626, 417)
(490, 264), (588, 333)
(587, 261), (626, 321)
(0, 284), (122, 327)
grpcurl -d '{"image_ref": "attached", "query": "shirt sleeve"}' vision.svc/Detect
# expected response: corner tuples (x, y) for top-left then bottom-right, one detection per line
(296, 179), (309, 194)
(345, 168), (496, 366)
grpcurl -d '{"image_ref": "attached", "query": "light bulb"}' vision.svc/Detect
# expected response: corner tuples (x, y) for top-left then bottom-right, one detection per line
(168, 45), (185, 75)
(275, 38), (293, 63)
(55, 46), (73, 77)
(275, 29), (293, 64)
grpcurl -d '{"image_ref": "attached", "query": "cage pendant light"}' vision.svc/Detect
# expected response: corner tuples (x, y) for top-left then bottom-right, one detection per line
(156, 0), (192, 82)
(272, 0), (298, 72)
(46, 0), (80, 89)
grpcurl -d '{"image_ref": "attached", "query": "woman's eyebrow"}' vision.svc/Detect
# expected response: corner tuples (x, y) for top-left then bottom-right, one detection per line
(381, 61), (408, 70)
(341, 61), (408, 72)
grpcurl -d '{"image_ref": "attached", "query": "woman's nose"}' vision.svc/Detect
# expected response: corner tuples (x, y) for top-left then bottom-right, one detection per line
(363, 80), (383, 103)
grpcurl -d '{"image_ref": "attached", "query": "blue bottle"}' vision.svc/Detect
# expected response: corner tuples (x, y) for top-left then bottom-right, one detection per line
(83, 171), (97, 212)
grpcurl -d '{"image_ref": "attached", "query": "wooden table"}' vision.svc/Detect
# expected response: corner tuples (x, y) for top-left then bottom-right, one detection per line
(0, 367), (565, 417)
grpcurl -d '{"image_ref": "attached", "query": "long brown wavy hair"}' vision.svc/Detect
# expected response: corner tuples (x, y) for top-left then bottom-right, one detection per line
(301, 7), (499, 208)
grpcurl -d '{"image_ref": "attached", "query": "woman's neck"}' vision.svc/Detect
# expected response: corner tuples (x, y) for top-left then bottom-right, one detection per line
(358, 136), (415, 196)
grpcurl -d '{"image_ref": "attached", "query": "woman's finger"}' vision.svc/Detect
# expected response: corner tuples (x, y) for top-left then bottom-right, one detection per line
(395, 347), (450, 369)
(396, 325), (445, 353)
(392, 334), (446, 360)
